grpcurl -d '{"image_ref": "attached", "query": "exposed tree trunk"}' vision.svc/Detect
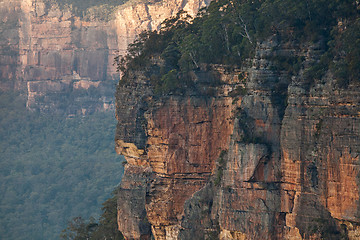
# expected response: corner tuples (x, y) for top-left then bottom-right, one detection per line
(238, 14), (253, 44)
(189, 52), (199, 68)
(222, 24), (231, 53)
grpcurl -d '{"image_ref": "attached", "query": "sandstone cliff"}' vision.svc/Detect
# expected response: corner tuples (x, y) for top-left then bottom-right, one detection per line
(0, 0), (21, 91)
(115, 36), (360, 239)
(114, 0), (211, 56)
(0, 0), (210, 114)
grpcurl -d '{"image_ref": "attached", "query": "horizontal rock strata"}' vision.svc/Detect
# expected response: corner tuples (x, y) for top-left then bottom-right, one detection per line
(115, 38), (360, 239)
(1, 0), (209, 113)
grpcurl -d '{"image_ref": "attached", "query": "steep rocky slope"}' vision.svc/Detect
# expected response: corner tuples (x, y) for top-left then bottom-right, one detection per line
(115, 36), (360, 239)
(0, 0), (210, 114)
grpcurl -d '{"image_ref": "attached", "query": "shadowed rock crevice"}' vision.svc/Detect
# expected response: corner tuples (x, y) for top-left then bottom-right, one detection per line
(115, 37), (360, 238)
(115, 4), (360, 238)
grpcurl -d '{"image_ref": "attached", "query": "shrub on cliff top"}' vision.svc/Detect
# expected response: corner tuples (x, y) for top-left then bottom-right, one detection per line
(61, 191), (124, 240)
(51, 0), (128, 20)
(116, 0), (360, 92)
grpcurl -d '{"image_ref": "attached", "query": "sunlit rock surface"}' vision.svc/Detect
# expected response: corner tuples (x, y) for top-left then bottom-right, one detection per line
(115, 37), (360, 239)
(0, 0), (210, 114)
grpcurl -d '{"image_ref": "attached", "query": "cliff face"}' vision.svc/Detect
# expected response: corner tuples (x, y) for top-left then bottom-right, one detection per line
(1, 0), (119, 113)
(18, 0), (119, 114)
(1, 0), (209, 114)
(114, 0), (211, 56)
(115, 66), (241, 239)
(115, 37), (360, 239)
(0, 0), (21, 91)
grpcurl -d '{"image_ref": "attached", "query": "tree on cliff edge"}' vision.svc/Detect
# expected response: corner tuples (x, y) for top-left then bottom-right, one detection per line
(61, 192), (124, 240)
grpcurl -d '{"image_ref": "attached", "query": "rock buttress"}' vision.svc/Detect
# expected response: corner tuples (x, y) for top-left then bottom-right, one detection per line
(1, 0), (211, 114)
(115, 38), (360, 239)
(115, 66), (242, 239)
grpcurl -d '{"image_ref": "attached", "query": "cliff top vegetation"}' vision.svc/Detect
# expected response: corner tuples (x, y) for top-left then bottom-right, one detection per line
(51, 0), (164, 21)
(116, 0), (360, 94)
(51, 0), (128, 20)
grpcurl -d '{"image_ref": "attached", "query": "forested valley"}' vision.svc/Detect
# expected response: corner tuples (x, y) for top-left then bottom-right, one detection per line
(1, 0), (359, 239)
(0, 91), (124, 240)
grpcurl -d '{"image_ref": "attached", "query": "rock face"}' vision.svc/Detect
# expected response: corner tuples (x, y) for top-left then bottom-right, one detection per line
(0, 0), (21, 91)
(116, 66), (242, 239)
(0, 0), (210, 114)
(115, 37), (360, 239)
(114, 0), (211, 56)
(19, 1), (116, 113)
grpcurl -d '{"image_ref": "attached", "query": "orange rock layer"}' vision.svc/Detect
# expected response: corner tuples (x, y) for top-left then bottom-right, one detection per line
(115, 37), (360, 240)
(1, 0), (210, 113)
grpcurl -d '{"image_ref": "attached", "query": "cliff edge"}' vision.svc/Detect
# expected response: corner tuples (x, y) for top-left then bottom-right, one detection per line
(115, 43), (360, 240)
(114, 1), (360, 238)
(0, 0), (210, 114)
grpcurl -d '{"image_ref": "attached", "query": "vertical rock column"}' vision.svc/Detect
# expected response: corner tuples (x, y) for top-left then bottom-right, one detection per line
(115, 67), (241, 239)
(281, 82), (360, 239)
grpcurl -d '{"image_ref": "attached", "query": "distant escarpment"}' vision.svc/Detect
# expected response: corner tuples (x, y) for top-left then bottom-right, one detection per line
(115, 1), (360, 239)
(0, 0), (210, 114)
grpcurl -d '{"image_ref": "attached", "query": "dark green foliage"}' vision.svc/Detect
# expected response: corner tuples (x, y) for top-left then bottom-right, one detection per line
(61, 192), (124, 240)
(50, 0), (127, 20)
(304, 51), (332, 84)
(117, 0), (360, 94)
(331, 18), (360, 86)
(115, 30), (173, 79)
(155, 69), (179, 94)
(0, 91), (124, 240)
(269, 55), (305, 75)
(214, 150), (227, 186)
(60, 217), (98, 240)
(116, 3), (260, 94)
(229, 85), (247, 98)
(92, 193), (124, 240)
(305, 15), (360, 87)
